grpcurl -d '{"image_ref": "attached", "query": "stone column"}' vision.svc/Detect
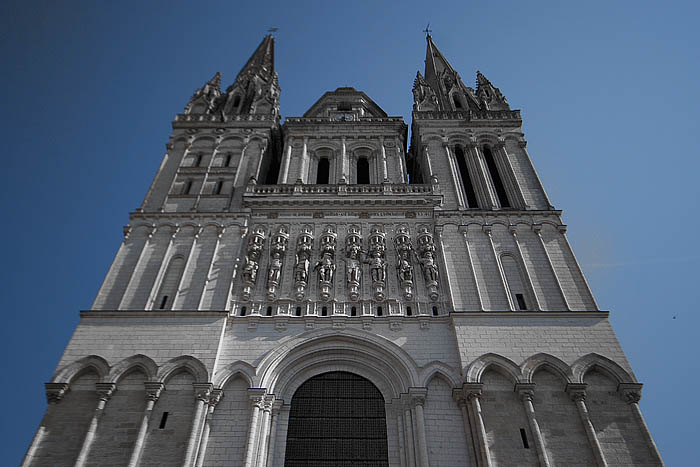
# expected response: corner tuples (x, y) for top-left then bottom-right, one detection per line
(395, 137), (406, 183)
(422, 144), (434, 180)
(484, 225), (515, 311)
(244, 390), (266, 467)
(127, 382), (164, 467)
(254, 142), (268, 183)
(182, 383), (213, 467)
(566, 384), (607, 467)
(509, 226), (541, 310)
(380, 137), (389, 182)
(532, 224), (570, 311)
(493, 141), (526, 208)
(340, 136), (348, 183)
(395, 409), (407, 467)
(402, 398), (417, 467)
(299, 137), (309, 183)
(459, 226), (484, 311)
(409, 389), (430, 467)
(256, 395), (275, 467)
(464, 384), (492, 467)
(194, 389), (223, 467)
(618, 383), (664, 465)
(280, 138), (294, 184)
(516, 383), (551, 467)
(74, 383), (116, 467)
(22, 384), (70, 467)
(265, 400), (283, 467)
(470, 144), (499, 209)
(443, 141), (466, 208)
(452, 390), (479, 467)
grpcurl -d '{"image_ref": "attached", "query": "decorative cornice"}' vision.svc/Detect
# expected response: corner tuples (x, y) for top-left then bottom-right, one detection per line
(45, 383), (69, 404)
(96, 382), (117, 401)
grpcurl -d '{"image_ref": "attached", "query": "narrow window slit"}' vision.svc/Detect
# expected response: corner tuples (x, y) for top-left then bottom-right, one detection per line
(406, 306), (412, 316)
(240, 306), (247, 317)
(295, 306), (302, 317)
(520, 428), (529, 449)
(159, 295), (168, 310)
(516, 293), (528, 310)
(321, 306), (328, 316)
(266, 306), (272, 316)
(432, 306), (439, 316)
(159, 412), (169, 429)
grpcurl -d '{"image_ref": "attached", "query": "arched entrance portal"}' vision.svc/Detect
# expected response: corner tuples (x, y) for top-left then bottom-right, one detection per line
(284, 371), (389, 466)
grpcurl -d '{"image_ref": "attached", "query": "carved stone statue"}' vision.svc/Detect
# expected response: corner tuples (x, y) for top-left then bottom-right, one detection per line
(315, 226), (337, 302)
(394, 226), (415, 300)
(412, 71), (438, 111)
(293, 226), (314, 301)
(241, 226), (266, 301)
(417, 226), (440, 302)
(266, 225), (288, 300)
(366, 226), (387, 301)
(344, 226), (363, 301)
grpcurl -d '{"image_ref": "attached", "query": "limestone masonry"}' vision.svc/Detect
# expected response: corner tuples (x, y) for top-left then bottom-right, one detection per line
(23, 34), (664, 466)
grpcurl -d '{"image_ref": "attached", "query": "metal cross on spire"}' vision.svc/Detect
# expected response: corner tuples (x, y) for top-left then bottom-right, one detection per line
(268, 27), (278, 35)
(423, 23), (432, 38)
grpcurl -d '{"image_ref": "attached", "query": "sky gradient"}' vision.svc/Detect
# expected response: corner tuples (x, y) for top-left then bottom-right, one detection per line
(2, 1), (698, 464)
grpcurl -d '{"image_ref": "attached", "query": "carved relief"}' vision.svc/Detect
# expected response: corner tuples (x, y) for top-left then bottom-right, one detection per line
(266, 225), (289, 300)
(394, 226), (415, 300)
(314, 225), (337, 301)
(417, 226), (440, 301)
(241, 226), (266, 301)
(293, 226), (314, 301)
(367, 226), (387, 301)
(344, 225), (363, 301)
(412, 71), (438, 111)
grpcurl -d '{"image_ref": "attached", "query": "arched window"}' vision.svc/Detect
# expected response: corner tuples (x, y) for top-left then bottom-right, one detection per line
(232, 95), (241, 110)
(453, 95), (463, 110)
(155, 256), (185, 310)
(284, 372), (388, 466)
(357, 157), (370, 184)
(316, 157), (330, 184)
(483, 145), (510, 208)
(454, 146), (479, 208)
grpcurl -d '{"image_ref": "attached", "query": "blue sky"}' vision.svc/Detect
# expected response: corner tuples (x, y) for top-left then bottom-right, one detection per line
(2, 0), (698, 464)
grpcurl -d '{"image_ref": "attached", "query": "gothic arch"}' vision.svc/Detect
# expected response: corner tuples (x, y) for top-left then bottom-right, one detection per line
(156, 355), (209, 383)
(571, 353), (635, 384)
(418, 361), (461, 388)
(465, 353), (523, 383)
(212, 360), (256, 388)
(521, 353), (573, 383)
(257, 328), (419, 402)
(108, 354), (158, 383)
(52, 355), (110, 384)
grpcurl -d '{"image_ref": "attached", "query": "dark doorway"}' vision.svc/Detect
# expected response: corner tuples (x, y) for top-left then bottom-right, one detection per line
(284, 371), (389, 467)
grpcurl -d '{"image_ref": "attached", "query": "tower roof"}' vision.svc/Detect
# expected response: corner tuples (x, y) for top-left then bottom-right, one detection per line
(423, 34), (461, 110)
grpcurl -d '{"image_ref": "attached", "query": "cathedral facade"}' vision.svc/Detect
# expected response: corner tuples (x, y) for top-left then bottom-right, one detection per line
(23, 35), (663, 466)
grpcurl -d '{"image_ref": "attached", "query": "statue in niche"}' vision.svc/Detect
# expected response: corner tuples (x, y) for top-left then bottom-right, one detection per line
(366, 226), (387, 301)
(394, 226), (415, 300)
(266, 225), (288, 300)
(293, 227), (313, 301)
(314, 226), (337, 301)
(241, 227), (266, 301)
(344, 227), (363, 301)
(417, 226), (440, 302)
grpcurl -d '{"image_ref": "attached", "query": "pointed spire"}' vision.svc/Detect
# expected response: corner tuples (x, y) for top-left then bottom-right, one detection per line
(184, 72), (222, 115)
(208, 71), (222, 90)
(223, 34), (280, 118)
(423, 35), (461, 111)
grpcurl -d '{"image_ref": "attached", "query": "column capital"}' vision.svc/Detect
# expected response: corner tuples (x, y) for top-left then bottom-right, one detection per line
(515, 382), (536, 402)
(618, 382), (643, 404)
(565, 382), (588, 402)
(193, 382), (214, 402)
(532, 223), (543, 234)
(408, 387), (428, 408)
(462, 382), (484, 401)
(208, 389), (224, 408)
(45, 382), (69, 404)
(145, 382), (165, 401)
(96, 382), (117, 402)
(482, 224), (493, 235)
(452, 388), (468, 407)
(248, 388), (267, 408)
(509, 224), (519, 236)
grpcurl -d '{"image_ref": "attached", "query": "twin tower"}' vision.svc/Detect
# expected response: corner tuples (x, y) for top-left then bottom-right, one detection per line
(24, 35), (663, 466)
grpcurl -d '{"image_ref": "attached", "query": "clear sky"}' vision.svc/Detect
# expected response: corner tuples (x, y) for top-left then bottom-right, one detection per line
(2, 0), (698, 464)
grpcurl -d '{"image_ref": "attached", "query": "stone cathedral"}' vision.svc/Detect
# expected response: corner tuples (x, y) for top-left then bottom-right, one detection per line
(23, 34), (664, 467)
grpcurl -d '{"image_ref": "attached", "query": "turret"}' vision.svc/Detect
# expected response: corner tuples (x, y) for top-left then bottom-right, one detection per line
(184, 71), (222, 115)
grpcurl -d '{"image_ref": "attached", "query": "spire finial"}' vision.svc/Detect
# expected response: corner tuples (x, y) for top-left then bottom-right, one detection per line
(423, 23), (432, 38)
(267, 27), (278, 36)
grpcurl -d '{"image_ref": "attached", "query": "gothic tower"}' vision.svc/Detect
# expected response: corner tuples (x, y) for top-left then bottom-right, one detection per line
(23, 34), (663, 467)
